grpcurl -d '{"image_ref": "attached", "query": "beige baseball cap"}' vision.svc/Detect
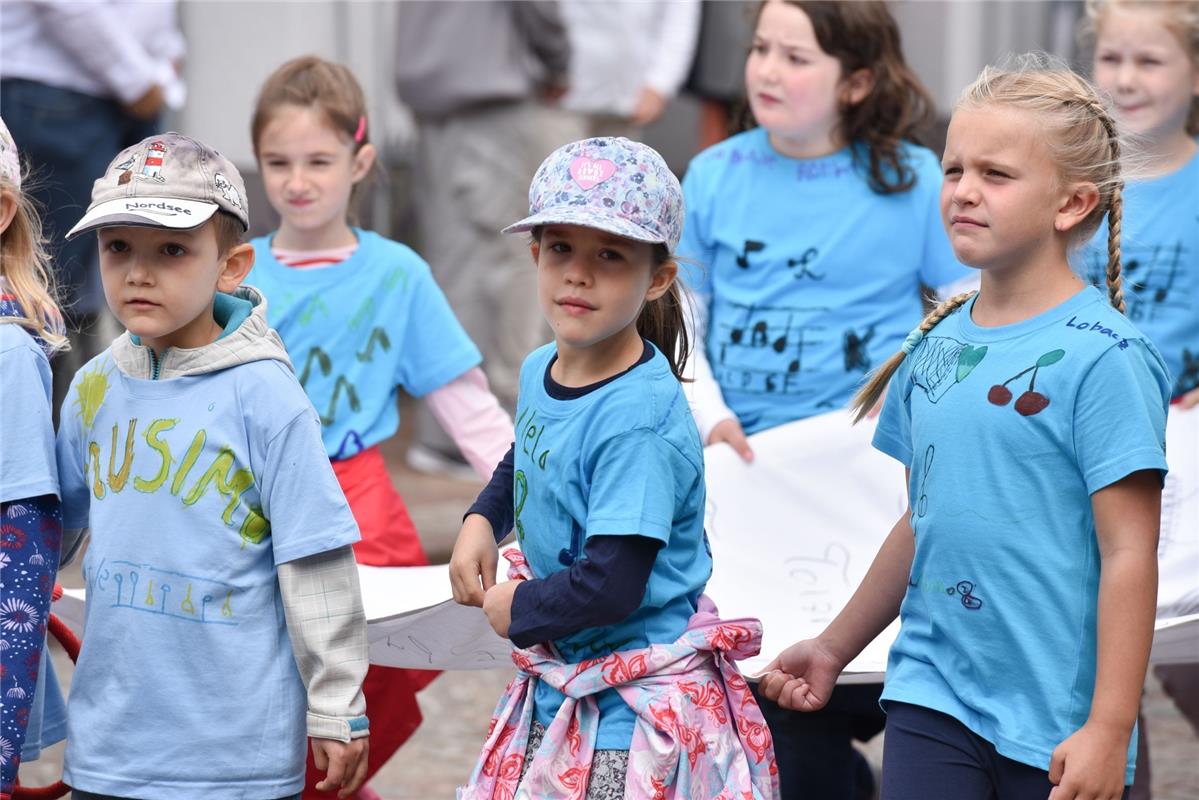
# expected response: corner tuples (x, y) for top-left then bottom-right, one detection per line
(66, 132), (248, 239)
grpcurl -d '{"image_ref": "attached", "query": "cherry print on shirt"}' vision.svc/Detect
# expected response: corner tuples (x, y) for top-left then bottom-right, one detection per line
(988, 349), (1064, 416)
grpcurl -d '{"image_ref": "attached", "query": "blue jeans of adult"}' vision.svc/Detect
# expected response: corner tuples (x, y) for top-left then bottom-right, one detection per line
(751, 681), (885, 800)
(0, 78), (159, 320)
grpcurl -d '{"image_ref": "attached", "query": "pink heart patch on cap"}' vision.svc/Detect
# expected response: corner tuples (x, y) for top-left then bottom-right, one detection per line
(570, 156), (617, 190)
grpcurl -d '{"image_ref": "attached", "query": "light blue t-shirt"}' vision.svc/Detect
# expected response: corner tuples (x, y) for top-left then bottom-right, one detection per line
(249, 230), (481, 459)
(515, 343), (712, 749)
(1074, 140), (1199, 397)
(679, 128), (972, 433)
(1, 322), (57, 503)
(0, 323), (68, 759)
(55, 350), (360, 798)
(873, 286), (1169, 783)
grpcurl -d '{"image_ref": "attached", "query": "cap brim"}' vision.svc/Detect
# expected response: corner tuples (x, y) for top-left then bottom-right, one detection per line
(66, 197), (219, 240)
(501, 207), (666, 246)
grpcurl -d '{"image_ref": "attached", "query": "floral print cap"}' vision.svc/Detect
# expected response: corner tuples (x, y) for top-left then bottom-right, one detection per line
(0, 116), (21, 188)
(502, 137), (684, 253)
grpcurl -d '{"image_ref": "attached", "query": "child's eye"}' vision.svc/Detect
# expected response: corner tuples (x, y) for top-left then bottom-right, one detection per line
(787, 54), (807, 66)
(750, 41), (767, 55)
(985, 169), (1010, 179)
(104, 240), (129, 253)
(598, 249), (626, 262)
(264, 159), (288, 169)
(548, 241), (571, 254)
(1136, 57), (1161, 67)
(162, 243), (187, 257)
(942, 166), (961, 177)
(1097, 53), (1121, 64)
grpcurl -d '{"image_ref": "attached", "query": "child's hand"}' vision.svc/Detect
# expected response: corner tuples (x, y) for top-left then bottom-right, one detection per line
(483, 580), (523, 638)
(1047, 720), (1129, 800)
(311, 736), (370, 799)
(708, 418), (754, 463)
(449, 514), (499, 607)
(756, 638), (844, 712)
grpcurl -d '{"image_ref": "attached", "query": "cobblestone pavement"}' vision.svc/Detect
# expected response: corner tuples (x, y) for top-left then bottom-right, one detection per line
(16, 435), (1198, 798)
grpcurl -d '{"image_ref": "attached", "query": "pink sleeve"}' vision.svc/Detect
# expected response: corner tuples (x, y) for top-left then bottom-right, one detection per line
(424, 367), (514, 480)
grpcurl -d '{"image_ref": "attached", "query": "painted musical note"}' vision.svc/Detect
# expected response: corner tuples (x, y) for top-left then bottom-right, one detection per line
(736, 239), (766, 270)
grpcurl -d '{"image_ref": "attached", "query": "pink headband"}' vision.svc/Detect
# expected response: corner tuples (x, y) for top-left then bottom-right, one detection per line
(354, 116), (366, 144)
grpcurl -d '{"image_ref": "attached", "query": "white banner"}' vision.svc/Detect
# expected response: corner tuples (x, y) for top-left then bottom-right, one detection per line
(52, 410), (1197, 673)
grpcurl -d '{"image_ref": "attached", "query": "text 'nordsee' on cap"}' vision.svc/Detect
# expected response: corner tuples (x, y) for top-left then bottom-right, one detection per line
(66, 132), (248, 239)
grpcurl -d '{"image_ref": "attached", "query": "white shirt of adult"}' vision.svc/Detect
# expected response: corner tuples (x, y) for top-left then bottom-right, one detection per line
(560, 0), (701, 117)
(0, 0), (185, 108)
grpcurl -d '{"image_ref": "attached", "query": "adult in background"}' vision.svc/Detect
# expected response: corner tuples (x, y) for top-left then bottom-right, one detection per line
(560, 0), (701, 140)
(396, 0), (574, 476)
(0, 0), (185, 415)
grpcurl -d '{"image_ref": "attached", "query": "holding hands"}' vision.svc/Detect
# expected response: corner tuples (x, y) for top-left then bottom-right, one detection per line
(756, 637), (847, 713)
(311, 737), (370, 799)
(449, 514), (499, 607)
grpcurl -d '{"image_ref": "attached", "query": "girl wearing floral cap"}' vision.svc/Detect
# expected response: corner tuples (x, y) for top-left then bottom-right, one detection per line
(449, 137), (779, 799)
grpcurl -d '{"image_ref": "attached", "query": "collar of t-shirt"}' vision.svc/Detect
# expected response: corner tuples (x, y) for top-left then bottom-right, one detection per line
(543, 340), (654, 400)
(272, 242), (359, 270)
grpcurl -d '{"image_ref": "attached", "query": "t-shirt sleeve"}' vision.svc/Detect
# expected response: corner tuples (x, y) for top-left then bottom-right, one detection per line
(914, 152), (969, 290)
(0, 342), (58, 503)
(872, 357), (915, 468)
(395, 264), (482, 397)
(1074, 339), (1169, 493)
(55, 383), (91, 530)
(677, 164), (716, 301)
(260, 408), (361, 565)
(585, 429), (685, 544)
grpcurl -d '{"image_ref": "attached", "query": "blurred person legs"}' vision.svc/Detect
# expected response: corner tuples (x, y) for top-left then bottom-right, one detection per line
(408, 101), (577, 472)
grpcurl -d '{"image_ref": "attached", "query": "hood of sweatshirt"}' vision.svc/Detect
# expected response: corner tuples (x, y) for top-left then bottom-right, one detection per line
(109, 285), (293, 380)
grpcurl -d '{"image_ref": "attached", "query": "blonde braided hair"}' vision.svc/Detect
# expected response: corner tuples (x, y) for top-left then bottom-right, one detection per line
(850, 55), (1131, 423)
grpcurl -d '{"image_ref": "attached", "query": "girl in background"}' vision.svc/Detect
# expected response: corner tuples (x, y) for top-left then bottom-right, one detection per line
(677, 2), (972, 795)
(246, 56), (511, 799)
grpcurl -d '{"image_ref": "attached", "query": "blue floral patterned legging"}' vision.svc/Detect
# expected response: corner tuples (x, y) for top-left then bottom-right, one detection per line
(0, 495), (62, 796)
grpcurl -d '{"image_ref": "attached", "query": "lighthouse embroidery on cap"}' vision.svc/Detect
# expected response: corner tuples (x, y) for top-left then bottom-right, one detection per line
(139, 140), (168, 183)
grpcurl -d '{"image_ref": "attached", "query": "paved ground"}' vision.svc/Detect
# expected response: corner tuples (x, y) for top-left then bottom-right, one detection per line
(16, 426), (1199, 798)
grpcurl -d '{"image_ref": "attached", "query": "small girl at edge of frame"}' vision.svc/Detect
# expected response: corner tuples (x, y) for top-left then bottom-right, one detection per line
(1078, 0), (1199, 404)
(0, 115), (69, 799)
(245, 56), (513, 798)
(760, 56), (1170, 800)
(449, 137), (778, 800)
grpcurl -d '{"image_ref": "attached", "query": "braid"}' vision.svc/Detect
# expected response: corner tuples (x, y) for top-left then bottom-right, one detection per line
(1100, 109), (1126, 313)
(850, 291), (977, 423)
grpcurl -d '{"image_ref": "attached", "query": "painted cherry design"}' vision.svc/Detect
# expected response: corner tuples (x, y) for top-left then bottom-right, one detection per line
(988, 349), (1064, 416)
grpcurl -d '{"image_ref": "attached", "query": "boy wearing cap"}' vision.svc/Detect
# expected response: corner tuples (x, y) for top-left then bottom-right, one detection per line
(55, 133), (370, 800)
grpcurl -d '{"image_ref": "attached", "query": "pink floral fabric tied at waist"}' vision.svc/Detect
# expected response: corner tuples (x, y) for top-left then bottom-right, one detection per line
(459, 549), (779, 800)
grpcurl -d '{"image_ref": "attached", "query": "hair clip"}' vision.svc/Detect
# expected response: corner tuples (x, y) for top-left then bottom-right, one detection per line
(901, 328), (924, 355)
(354, 116), (366, 144)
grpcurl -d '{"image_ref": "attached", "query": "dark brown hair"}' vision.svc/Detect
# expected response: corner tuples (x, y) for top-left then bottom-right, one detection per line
(744, 1), (935, 194)
(211, 210), (245, 256)
(251, 56), (373, 215)
(531, 226), (691, 382)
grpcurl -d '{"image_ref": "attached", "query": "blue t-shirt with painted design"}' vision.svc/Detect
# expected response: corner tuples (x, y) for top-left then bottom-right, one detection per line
(55, 351), (360, 799)
(679, 127), (972, 433)
(249, 230), (481, 459)
(1074, 140), (1199, 397)
(873, 286), (1169, 783)
(514, 343), (711, 749)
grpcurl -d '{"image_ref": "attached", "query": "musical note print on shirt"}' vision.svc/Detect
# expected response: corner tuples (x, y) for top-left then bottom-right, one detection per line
(715, 302), (830, 396)
(1081, 241), (1189, 324)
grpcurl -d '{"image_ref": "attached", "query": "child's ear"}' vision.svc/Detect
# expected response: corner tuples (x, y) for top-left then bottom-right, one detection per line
(216, 243), (255, 293)
(351, 143), (377, 184)
(530, 239), (541, 265)
(645, 259), (678, 302)
(0, 190), (18, 237)
(1054, 181), (1100, 233)
(841, 68), (875, 107)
